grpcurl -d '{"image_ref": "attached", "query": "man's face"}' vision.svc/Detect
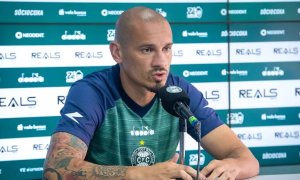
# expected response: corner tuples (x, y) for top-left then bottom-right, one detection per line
(120, 20), (173, 92)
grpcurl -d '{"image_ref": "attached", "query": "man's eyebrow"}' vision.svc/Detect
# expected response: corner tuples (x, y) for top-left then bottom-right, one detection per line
(138, 42), (173, 48)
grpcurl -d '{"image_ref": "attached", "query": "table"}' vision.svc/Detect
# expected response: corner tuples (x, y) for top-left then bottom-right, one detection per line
(245, 174), (300, 180)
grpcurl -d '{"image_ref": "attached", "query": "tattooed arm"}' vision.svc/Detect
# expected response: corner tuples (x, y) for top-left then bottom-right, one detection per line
(43, 132), (136, 180)
(43, 132), (201, 180)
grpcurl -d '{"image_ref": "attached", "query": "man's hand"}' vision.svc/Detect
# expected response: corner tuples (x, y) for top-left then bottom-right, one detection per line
(200, 159), (241, 180)
(146, 153), (206, 180)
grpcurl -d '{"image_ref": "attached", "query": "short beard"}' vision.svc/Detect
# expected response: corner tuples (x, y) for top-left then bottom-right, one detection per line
(146, 81), (164, 93)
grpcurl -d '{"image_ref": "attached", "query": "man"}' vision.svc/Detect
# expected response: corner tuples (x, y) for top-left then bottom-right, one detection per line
(43, 6), (259, 180)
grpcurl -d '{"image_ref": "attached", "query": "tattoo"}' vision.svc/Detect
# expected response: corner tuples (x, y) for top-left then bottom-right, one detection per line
(43, 168), (62, 180)
(55, 157), (73, 169)
(92, 165), (128, 178)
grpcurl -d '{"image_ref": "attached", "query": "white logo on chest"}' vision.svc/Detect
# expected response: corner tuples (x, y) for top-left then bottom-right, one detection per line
(130, 126), (155, 136)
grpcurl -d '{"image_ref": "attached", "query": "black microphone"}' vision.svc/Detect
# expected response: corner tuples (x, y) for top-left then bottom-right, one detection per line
(157, 85), (200, 128)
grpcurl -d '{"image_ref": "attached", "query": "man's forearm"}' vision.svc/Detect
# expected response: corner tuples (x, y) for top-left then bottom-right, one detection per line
(225, 147), (260, 179)
(43, 157), (141, 180)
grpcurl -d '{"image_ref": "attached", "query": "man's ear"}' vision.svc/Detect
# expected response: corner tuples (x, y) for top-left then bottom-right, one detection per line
(109, 41), (123, 63)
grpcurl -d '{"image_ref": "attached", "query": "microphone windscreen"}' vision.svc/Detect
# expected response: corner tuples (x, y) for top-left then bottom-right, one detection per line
(157, 85), (190, 117)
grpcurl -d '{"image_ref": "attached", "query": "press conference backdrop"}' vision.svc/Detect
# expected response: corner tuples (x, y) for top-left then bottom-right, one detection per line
(0, 0), (299, 179)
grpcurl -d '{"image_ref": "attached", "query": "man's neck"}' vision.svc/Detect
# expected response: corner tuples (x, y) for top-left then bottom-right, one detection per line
(120, 71), (155, 107)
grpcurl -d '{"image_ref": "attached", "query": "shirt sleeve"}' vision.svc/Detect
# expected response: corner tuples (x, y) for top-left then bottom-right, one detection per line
(53, 81), (104, 146)
(182, 80), (224, 141)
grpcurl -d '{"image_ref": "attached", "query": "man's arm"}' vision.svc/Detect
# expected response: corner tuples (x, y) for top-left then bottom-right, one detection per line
(43, 132), (201, 180)
(200, 124), (259, 180)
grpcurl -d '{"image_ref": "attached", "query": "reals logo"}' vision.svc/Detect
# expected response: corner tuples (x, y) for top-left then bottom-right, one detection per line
(130, 126), (155, 136)
(204, 90), (219, 101)
(182, 30), (207, 38)
(0, 53), (16, 60)
(0, 97), (36, 108)
(236, 48), (261, 55)
(260, 29), (285, 36)
(15, 32), (44, 39)
(237, 133), (262, 140)
(196, 49), (222, 56)
(156, 8), (167, 17)
(296, 88), (300, 96)
(66, 70), (83, 83)
(274, 47), (298, 55)
(14, 9), (43, 16)
(227, 112), (244, 125)
(107, 29), (115, 41)
(262, 152), (286, 159)
(172, 50), (183, 57)
(0, 145), (18, 153)
(33, 144), (49, 150)
(189, 153), (205, 166)
(239, 89), (277, 99)
(262, 67), (284, 76)
(187, 6), (203, 19)
(31, 52), (60, 59)
(59, 9), (87, 16)
(57, 96), (66, 105)
(101, 9), (123, 16)
(275, 131), (299, 139)
(61, 31), (86, 40)
(17, 124), (46, 131)
(183, 70), (208, 77)
(18, 73), (44, 83)
(75, 52), (103, 59)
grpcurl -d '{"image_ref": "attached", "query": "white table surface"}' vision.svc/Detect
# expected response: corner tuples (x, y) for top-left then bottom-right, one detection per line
(245, 174), (300, 180)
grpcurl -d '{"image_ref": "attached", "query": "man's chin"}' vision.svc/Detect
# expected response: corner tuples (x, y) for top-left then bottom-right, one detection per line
(146, 82), (165, 93)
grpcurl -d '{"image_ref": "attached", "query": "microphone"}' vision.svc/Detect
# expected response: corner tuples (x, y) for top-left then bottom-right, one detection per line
(157, 85), (200, 128)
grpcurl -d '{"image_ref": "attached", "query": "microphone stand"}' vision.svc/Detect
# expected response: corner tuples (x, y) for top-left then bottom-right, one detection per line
(176, 117), (187, 180)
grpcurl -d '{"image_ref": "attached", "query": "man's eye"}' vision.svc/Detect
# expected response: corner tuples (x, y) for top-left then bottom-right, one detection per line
(142, 48), (151, 53)
(164, 47), (171, 51)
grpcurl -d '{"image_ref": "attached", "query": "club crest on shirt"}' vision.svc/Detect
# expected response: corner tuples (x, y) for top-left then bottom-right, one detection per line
(131, 147), (155, 166)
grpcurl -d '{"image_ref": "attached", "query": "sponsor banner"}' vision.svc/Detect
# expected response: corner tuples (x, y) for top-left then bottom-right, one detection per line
(0, 87), (70, 118)
(232, 125), (300, 147)
(171, 43), (228, 64)
(230, 41), (300, 63)
(192, 82), (229, 110)
(172, 24), (228, 43)
(0, 45), (115, 68)
(0, 66), (108, 88)
(0, 24), (115, 45)
(170, 64), (228, 83)
(228, 22), (300, 42)
(228, 107), (300, 127)
(0, 136), (51, 161)
(249, 145), (300, 166)
(227, 62), (300, 81)
(228, 2), (300, 21)
(0, 159), (45, 180)
(0, 2), (227, 23)
(0, 117), (60, 139)
(230, 80), (300, 109)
